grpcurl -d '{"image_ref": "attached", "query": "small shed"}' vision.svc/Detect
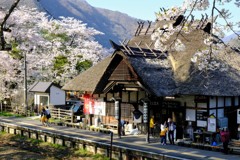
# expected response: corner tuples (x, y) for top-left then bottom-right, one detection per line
(28, 81), (65, 107)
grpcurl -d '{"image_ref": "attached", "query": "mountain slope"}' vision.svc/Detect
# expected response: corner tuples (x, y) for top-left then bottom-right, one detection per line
(222, 31), (240, 42)
(1, 0), (139, 48)
(228, 37), (240, 49)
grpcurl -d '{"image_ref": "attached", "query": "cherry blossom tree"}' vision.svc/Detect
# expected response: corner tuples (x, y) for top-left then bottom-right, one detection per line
(0, 51), (21, 105)
(0, 5), (110, 104)
(152, 0), (239, 71)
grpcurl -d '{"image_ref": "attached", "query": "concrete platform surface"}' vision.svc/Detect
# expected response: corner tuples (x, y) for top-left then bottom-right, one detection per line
(0, 116), (240, 160)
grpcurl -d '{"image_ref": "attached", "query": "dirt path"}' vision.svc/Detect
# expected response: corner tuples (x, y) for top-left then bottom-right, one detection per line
(0, 132), (108, 160)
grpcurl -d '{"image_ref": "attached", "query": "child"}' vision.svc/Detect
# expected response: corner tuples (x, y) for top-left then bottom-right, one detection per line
(160, 121), (168, 145)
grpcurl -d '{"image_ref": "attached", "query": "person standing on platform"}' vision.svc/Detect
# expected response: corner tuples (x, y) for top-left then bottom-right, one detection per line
(220, 127), (230, 154)
(160, 121), (168, 145)
(149, 115), (155, 137)
(45, 106), (51, 127)
(40, 108), (47, 126)
(167, 118), (176, 144)
(121, 120), (126, 136)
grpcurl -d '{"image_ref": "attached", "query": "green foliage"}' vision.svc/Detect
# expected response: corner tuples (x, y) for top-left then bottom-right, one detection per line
(48, 118), (63, 124)
(74, 148), (110, 159)
(53, 55), (68, 74)
(76, 60), (93, 73)
(93, 154), (110, 160)
(53, 55), (93, 75)
(49, 143), (66, 150)
(11, 134), (27, 141)
(75, 148), (110, 160)
(0, 131), (6, 135)
(0, 111), (23, 117)
(41, 29), (70, 42)
(75, 148), (92, 157)
(0, 131), (111, 159)
(9, 42), (23, 59)
(27, 138), (43, 145)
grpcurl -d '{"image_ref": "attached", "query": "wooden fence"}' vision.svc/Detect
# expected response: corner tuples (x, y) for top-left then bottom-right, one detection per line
(50, 107), (74, 123)
(0, 104), (31, 116)
(0, 104), (75, 124)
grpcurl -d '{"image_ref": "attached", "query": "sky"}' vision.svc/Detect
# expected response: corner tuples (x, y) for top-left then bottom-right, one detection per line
(86, 0), (239, 35)
(86, 0), (183, 21)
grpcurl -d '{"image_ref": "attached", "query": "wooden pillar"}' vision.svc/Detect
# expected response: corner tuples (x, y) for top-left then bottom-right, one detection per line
(238, 96), (240, 107)
(118, 91), (122, 139)
(113, 96), (121, 139)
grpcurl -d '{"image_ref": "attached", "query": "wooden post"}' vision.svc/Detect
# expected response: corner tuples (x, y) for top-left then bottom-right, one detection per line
(71, 110), (74, 123)
(110, 131), (113, 160)
(24, 51), (28, 116)
(58, 108), (60, 119)
(118, 99), (122, 139)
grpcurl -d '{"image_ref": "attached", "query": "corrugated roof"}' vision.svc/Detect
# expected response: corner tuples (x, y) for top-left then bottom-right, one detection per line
(28, 82), (53, 93)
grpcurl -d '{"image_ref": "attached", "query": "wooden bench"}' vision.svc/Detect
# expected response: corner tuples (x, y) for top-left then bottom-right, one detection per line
(229, 139), (240, 154)
(103, 123), (118, 130)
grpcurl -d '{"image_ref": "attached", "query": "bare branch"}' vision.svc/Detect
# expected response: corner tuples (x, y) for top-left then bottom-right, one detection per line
(169, 0), (199, 50)
(0, 0), (21, 50)
(209, 0), (216, 60)
(214, 6), (240, 39)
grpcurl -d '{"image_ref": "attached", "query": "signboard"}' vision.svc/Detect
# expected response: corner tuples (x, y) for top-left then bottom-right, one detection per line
(194, 95), (208, 103)
(186, 109), (196, 121)
(94, 98), (106, 116)
(196, 110), (208, 120)
(207, 117), (216, 132)
(238, 109), (240, 124)
(162, 101), (180, 108)
(84, 95), (106, 116)
(150, 101), (160, 106)
(197, 120), (207, 127)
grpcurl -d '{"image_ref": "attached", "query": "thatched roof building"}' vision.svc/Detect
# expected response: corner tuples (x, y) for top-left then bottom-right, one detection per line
(63, 19), (240, 97)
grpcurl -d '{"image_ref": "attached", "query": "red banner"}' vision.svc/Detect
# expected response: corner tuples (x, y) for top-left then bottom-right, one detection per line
(83, 94), (94, 114)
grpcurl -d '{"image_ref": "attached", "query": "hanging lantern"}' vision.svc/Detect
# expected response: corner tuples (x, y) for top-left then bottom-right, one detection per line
(143, 102), (148, 123)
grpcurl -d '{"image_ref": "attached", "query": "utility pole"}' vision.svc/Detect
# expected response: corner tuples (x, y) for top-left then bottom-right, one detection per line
(24, 51), (28, 116)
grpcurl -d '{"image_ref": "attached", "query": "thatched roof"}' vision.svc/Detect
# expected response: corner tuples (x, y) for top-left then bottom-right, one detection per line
(63, 20), (240, 97)
(124, 20), (240, 96)
(62, 56), (112, 92)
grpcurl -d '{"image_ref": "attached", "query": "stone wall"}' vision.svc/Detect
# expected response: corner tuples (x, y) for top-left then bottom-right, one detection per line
(0, 122), (185, 160)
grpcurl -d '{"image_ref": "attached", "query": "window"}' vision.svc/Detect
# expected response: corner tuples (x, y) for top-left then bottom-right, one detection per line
(40, 96), (48, 106)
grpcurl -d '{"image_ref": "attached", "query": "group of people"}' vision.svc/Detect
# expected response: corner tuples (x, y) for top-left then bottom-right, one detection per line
(150, 116), (176, 145)
(150, 115), (231, 154)
(40, 106), (51, 127)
